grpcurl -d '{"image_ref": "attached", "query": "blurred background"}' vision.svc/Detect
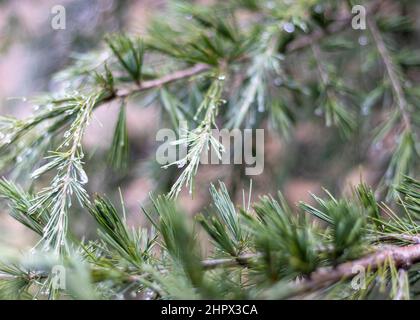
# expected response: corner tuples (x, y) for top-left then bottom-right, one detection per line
(0, 0), (162, 248)
(0, 0), (419, 252)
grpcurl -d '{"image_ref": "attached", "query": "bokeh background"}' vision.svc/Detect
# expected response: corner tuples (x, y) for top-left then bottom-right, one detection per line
(1, 0), (419, 252)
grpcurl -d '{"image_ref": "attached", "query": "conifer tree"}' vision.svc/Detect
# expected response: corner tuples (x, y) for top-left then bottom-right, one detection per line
(0, 0), (420, 300)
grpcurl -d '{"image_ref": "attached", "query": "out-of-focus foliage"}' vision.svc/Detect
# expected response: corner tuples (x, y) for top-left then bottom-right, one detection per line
(0, 0), (419, 300)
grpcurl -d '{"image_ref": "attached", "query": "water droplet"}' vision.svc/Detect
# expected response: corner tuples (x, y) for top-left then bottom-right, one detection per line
(25, 149), (33, 157)
(314, 4), (323, 13)
(362, 105), (370, 116)
(273, 78), (283, 86)
(374, 141), (383, 151)
(33, 105), (40, 111)
(283, 22), (295, 34)
(144, 289), (155, 300)
(3, 134), (12, 144)
(177, 159), (186, 168)
(64, 131), (71, 138)
(79, 169), (89, 184)
(358, 36), (368, 46)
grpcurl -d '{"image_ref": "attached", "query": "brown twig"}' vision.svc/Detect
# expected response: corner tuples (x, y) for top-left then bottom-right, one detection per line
(104, 2), (381, 103)
(115, 63), (210, 98)
(0, 271), (48, 281)
(377, 233), (420, 244)
(286, 244), (420, 297)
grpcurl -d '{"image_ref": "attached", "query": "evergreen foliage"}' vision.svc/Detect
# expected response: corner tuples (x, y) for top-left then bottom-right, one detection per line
(0, 0), (419, 300)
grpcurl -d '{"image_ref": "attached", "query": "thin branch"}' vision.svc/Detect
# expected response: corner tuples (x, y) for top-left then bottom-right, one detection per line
(285, 0), (381, 53)
(202, 245), (336, 270)
(311, 43), (329, 86)
(115, 63), (210, 98)
(376, 233), (420, 244)
(0, 272), (48, 281)
(110, 3), (381, 103)
(367, 17), (411, 131)
(202, 253), (262, 270)
(288, 244), (420, 297)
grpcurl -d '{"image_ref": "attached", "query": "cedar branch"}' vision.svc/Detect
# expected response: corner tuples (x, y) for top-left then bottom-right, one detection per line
(285, 0), (381, 53)
(115, 63), (210, 98)
(288, 244), (420, 297)
(201, 253), (262, 270)
(101, 1), (382, 105)
(367, 17), (411, 131)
